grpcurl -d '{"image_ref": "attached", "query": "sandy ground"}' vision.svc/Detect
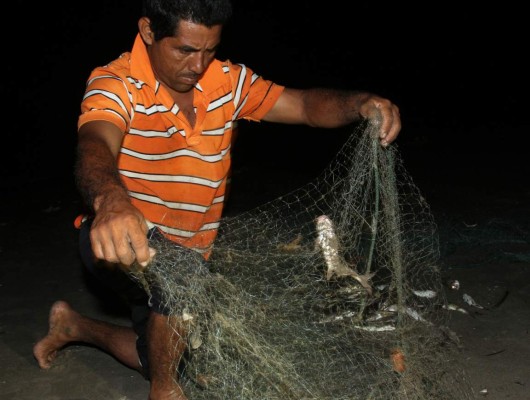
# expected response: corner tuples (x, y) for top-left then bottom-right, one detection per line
(1, 126), (529, 400)
(2, 2), (528, 398)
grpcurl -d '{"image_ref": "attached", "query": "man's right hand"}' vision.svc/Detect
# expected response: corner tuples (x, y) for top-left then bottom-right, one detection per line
(90, 193), (155, 268)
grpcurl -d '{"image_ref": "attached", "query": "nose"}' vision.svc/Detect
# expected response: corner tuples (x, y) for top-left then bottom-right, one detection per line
(189, 52), (208, 75)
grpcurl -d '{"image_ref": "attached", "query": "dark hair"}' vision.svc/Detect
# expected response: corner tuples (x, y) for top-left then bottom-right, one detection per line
(142, 0), (233, 40)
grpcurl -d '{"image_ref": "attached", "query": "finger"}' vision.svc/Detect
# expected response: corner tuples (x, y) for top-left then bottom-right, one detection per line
(90, 238), (106, 262)
(114, 234), (138, 266)
(379, 104), (401, 147)
(90, 229), (120, 264)
(130, 247), (157, 272)
(93, 223), (137, 266)
(128, 230), (152, 267)
(384, 105), (401, 145)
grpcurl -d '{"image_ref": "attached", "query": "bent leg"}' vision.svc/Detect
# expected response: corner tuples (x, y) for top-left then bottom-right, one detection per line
(147, 311), (189, 400)
(33, 300), (141, 371)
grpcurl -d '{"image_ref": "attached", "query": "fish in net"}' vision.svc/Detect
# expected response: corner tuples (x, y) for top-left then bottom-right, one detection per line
(131, 120), (476, 399)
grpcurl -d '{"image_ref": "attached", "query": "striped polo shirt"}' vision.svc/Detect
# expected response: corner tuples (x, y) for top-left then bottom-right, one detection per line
(78, 34), (284, 258)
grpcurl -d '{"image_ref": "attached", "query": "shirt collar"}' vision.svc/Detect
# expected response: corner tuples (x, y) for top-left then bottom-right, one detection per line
(130, 33), (157, 88)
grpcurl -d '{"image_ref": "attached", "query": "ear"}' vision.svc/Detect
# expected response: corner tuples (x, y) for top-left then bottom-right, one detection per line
(138, 17), (155, 45)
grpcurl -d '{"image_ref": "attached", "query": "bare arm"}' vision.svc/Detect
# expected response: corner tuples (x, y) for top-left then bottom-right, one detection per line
(262, 88), (401, 146)
(76, 120), (153, 268)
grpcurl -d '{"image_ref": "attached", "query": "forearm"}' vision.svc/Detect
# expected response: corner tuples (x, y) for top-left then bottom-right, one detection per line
(266, 87), (401, 146)
(74, 127), (152, 267)
(75, 134), (130, 213)
(265, 88), (373, 128)
(302, 88), (372, 128)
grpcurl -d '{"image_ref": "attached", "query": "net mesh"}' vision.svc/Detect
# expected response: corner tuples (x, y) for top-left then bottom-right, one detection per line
(134, 120), (475, 399)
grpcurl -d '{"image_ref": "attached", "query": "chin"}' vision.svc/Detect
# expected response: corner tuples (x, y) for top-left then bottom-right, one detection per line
(172, 83), (194, 93)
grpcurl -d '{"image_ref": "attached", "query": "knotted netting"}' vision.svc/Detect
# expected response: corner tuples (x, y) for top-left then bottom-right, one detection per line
(134, 120), (475, 399)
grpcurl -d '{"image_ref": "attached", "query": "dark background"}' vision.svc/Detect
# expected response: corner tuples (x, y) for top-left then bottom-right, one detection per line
(4, 1), (528, 208)
(2, 3), (529, 399)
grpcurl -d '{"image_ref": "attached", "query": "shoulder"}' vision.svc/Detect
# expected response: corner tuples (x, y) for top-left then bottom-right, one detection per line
(86, 52), (133, 90)
(79, 53), (136, 132)
(200, 59), (260, 87)
(201, 59), (238, 86)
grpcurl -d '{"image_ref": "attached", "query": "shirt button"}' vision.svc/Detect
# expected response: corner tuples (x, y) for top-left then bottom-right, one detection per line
(187, 137), (201, 146)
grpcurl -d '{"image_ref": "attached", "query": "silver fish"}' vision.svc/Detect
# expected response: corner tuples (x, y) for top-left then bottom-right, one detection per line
(315, 215), (374, 295)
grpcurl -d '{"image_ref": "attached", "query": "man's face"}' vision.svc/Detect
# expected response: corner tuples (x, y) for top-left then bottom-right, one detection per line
(148, 20), (223, 93)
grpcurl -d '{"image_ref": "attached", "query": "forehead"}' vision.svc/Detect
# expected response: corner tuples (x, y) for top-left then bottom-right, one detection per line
(171, 20), (223, 47)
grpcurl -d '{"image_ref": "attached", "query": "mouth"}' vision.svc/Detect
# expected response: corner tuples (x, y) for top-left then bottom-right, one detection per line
(180, 75), (199, 85)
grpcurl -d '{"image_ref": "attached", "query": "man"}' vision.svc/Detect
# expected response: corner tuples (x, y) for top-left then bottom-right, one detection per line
(33, 0), (401, 399)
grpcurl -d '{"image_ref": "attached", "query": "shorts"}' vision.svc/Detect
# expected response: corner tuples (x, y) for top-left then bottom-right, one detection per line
(78, 219), (170, 378)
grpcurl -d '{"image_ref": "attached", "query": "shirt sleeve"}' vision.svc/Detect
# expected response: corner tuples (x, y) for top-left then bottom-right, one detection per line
(77, 67), (133, 133)
(227, 61), (285, 122)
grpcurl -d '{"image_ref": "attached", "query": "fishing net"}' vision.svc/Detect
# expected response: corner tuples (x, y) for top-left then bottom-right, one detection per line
(134, 120), (475, 399)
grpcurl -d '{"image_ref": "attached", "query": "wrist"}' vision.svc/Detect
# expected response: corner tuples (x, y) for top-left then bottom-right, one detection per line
(92, 187), (130, 212)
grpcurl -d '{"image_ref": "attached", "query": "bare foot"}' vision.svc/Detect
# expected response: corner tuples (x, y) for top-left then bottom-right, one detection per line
(33, 300), (80, 369)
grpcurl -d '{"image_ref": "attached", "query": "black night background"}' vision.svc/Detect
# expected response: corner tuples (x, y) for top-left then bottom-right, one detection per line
(1, 1), (528, 399)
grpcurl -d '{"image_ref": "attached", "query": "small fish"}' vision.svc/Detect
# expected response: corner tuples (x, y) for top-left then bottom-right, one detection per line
(277, 233), (304, 252)
(189, 330), (202, 350)
(463, 293), (484, 309)
(412, 289), (437, 298)
(353, 324), (396, 332)
(318, 310), (357, 324)
(315, 215), (374, 295)
(385, 304), (429, 323)
(443, 304), (469, 314)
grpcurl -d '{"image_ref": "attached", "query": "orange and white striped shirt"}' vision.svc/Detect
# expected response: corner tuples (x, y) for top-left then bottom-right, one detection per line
(78, 34), (284, 258)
